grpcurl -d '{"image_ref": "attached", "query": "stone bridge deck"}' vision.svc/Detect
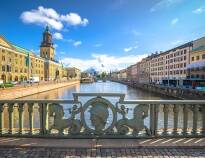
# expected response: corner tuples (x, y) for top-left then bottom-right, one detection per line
(0, 137), (204, 157)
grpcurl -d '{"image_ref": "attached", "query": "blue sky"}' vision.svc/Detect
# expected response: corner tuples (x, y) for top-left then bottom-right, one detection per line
(1, 0), (205, 71)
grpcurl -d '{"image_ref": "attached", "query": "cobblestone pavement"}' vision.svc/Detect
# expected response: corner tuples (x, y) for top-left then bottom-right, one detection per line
(0, 147), (204, 158)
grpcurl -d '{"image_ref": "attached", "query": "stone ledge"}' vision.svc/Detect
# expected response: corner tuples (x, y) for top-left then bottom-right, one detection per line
(0, 137), (204, 149)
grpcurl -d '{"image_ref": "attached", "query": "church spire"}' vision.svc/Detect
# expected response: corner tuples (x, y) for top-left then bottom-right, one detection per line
(41, 25), (53, 47)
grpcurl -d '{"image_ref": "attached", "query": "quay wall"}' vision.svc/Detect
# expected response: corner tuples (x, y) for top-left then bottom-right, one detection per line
(0, 80), (80, 99)
(111, 79), (205, 100)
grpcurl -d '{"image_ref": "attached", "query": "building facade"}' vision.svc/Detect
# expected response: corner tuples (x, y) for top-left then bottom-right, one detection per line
(0, 26), (80, 83)
(0, 36), (45, 83)
(66, 67), (81, 80)
(187, 37), (205, 79)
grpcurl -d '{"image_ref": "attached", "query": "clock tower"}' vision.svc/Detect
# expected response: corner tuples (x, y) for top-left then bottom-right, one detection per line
(40, 26), (55, 60)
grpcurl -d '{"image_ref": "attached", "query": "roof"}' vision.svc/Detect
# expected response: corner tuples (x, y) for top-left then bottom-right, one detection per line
(12, 44), (30, 55)
(192, 45), (205, 52)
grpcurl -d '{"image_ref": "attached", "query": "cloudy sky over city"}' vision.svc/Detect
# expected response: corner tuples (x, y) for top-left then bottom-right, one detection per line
(1, 0), (205, 71)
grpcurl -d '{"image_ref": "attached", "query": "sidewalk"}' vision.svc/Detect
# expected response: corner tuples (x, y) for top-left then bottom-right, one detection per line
(0, 80), (79, 99)
(0, 137), (204, 157)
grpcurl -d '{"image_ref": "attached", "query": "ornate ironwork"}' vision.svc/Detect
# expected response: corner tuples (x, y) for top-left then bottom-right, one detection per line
(0, 93), (204, 138)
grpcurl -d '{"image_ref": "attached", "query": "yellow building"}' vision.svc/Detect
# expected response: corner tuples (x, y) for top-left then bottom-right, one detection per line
(66, 67), (81, 80)
(0, 27), (82, 84)
(40, 26), (63, 81)
(0, 36), (44, 83)
(187, 37), (205, 79)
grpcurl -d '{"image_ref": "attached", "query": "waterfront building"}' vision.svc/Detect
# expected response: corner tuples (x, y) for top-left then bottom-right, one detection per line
(119, 36), (205, 87)
(66, 67), (81, 80)
(163, 42), (193, 86)
(0, 36), (45, 83)
(110, 71), (118, 80)
(187, 37), (205, 79)
(118, 69), (127, 80)
(139, 57), (151, 83)
(0, 26), (81, 83)
(40, 26), (63, 81)
(150, 52), (165, 84)
(127, 63), (140, 82)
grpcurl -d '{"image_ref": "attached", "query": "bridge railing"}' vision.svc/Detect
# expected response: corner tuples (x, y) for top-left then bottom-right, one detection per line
(0, 93), (204, 138)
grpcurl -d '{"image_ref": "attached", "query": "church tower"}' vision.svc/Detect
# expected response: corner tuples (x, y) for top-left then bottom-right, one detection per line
(40, 26), (55, 60)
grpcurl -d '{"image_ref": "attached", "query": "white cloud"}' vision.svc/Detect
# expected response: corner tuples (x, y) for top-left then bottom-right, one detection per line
(132, 30), (141, 36)
(124, 47), (133, 52)
(171, 18), (179, 25)
(53, 32), (63, 40)
(20, 6), (88, 30)
(93, 43), (102, 47)
(150, 0), (183, 12)
(124, 44), (138, 52)
(193, 7), (205, 14)
(61, 53), (147, 72)
(53, 44), (58, 48)
(171, 40), (184, 45)
(73, 41), (82, 47)
(60, 13), (89, 26)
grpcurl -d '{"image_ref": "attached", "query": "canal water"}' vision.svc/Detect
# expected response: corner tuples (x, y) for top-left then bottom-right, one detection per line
(19, 81), (202, 133)
(21, 81), (173, 100)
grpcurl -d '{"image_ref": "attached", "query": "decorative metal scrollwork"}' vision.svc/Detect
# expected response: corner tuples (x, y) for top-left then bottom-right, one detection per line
(49, 103), (82, 135)
(48, 95), (150, 137)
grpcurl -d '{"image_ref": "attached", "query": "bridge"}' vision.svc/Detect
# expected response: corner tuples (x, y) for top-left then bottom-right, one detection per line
(0, 93), (204, 157)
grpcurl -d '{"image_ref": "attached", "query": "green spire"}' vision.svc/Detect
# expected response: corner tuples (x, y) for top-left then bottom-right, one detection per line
(45, 25), (50, 32)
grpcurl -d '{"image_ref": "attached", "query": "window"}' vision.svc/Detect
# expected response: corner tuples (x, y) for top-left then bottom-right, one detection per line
(184, 49), (186, 54)
(184, 56), (186, 60)
(196, 56), (200, 60)
(192, 57), (194, 61)
(2, 56), (5, 61)
(2, 66), (5, 72)
(202, 54), (205, 60)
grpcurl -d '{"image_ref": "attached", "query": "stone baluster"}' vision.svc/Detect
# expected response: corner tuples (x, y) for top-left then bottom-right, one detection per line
(38, 103), (44, 134)
(149, 104), (154, 136)
(18, 103), (24, 134)
(154, 104), (159, 135)
(0, 103), (4, 135)
(202, 105), (205, 135)
(163, 104), (169, 135)
(192, 105), (199, 135)
(173, 104), (179, 135)
(28, 103), (34, 135)
(182, 104), (188, 135)
(8, 103), (14, 134)
(39, 103), (49, 135)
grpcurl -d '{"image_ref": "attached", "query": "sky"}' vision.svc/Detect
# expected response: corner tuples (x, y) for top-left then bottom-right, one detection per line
(0, 0), (205, 71)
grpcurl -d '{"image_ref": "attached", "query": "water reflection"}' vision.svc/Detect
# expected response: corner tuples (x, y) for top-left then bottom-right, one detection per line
(21, 81), (173, 100)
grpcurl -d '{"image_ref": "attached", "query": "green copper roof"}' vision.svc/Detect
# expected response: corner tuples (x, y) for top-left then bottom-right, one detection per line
(12, 44), (30, 55)
(192, 45), (205, 52)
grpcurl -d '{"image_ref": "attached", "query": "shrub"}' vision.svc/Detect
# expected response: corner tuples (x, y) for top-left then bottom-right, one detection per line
(0, 83), (14, 88)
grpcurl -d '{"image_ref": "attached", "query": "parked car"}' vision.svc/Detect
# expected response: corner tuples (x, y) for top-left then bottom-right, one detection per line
(28, 77), (40, 83)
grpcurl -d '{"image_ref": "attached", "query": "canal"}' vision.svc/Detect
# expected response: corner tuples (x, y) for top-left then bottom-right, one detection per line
(4, 81), (202, 134)
(21, 81), (173, 100)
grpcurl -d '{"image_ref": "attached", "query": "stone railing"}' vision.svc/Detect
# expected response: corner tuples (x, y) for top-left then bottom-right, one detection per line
(0, 93), (204, 138)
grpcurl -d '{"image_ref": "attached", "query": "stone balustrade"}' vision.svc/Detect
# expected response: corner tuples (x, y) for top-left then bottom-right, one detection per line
(0, 93), (204, 138)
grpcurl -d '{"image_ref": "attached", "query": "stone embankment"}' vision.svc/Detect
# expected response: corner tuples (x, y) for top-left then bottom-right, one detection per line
(0, 80), (80, 99)
(111, 79), (205, 100)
